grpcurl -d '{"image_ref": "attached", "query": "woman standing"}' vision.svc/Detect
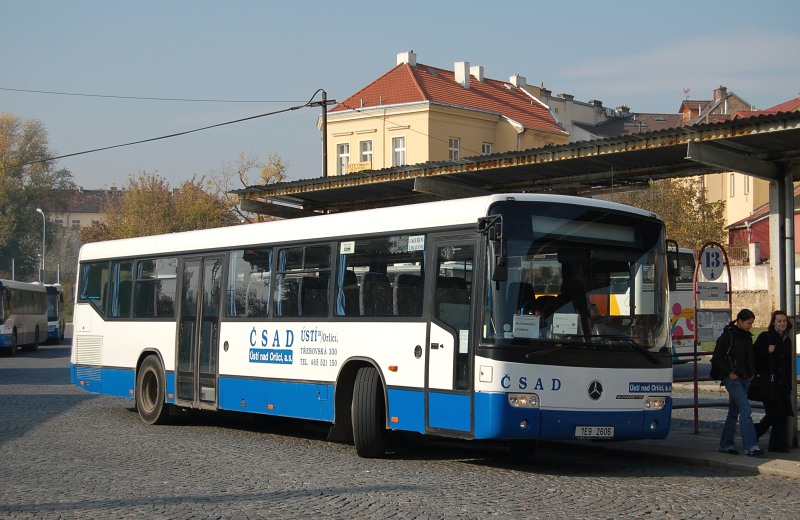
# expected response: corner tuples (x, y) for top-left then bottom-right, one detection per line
(712, 308), (763, 457)
(752, 310), (794, 452)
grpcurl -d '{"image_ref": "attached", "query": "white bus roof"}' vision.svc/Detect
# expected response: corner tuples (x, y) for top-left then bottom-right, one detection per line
(78, 193), (660, 261)
(0, 279), (47, 292)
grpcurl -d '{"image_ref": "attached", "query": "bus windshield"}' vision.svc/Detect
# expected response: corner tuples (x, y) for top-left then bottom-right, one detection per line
(482, 201), (668, 352)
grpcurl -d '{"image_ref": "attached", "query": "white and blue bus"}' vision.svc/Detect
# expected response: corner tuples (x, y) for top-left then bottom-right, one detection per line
(71, 194), (674, 457)
(1, 279), (48, 356)
(45, 283), (66, 343)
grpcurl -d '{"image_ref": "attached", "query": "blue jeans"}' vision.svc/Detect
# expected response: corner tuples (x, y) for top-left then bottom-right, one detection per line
(720, 377), (760, 452)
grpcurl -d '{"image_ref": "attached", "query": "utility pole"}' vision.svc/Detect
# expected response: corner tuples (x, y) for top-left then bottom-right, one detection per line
(309, 90), (336, 177)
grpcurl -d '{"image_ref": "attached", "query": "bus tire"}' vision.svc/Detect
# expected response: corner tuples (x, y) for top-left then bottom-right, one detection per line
(136, 356), (170, 425)
(351, 367), (387, 458)
(25, 326), (40, 352)
(8, 330), (18, 357)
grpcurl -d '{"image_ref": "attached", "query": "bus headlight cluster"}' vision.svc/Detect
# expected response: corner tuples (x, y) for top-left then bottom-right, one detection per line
(508, 393), (539, 408)
(644, 397), (666, 410)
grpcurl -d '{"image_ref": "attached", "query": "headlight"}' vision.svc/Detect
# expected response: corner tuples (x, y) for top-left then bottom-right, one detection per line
(508, 393), (539, 408)
(644, 397), (666, 410)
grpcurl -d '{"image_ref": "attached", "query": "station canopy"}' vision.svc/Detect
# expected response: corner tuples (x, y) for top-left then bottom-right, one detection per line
(234, 112), (800, 219)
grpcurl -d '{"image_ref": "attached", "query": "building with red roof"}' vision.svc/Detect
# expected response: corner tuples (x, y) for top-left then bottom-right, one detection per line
(325, 51), (569, 175)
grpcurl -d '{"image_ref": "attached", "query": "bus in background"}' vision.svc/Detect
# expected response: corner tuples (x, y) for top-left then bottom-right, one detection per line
(45, 283), (66, 343)
(669, 248), (696, 363)
(71, 194), (675, 458)
(610, 246), (695, 363)
(1, 279), (48, 356)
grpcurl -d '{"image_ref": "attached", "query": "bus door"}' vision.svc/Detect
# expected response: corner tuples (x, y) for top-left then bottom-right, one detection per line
(176, 255), (223, 409)
(425, 236), (476, 434)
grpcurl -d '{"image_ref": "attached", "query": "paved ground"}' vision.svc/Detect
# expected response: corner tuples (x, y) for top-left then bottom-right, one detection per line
(612, 381), (800, 479)
(2, 340), (799, 519)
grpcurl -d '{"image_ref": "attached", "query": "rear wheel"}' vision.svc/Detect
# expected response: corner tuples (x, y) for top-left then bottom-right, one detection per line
(351, 367), (387, 458)
(136, 356), (170, 425)
(8, 330), (18, 357)
(24, 326), (40, 352)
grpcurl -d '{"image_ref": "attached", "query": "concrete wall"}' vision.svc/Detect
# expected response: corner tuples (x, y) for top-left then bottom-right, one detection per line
(729, 265), (771, 327)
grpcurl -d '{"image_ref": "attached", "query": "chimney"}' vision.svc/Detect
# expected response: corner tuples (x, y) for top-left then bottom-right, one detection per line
(616, 105), (630, 115)
(470, 65), (484, 82)
(397, 50), (416, 67)
(454, 61), (470, 89)
(558, 93), (574, 101)
(714, 85), (728, 102)
(509, 74), (527, 88)
(589, 99), (603, 108)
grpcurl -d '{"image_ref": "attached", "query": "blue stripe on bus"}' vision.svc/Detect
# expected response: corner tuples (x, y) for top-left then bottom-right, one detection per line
(427, 392), (472, 431)
(473, 392), (671, 440)
(71, 364), (135, 399)
(218, 377), (335, 422)
(387, 388), (425, 433)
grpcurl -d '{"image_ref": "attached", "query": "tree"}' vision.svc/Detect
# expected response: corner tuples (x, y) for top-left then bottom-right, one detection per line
(0, 113), (74, 281)
(598, 177), (726, 254)
(78, 171), (239, 243)
(212, 151), (288, 222)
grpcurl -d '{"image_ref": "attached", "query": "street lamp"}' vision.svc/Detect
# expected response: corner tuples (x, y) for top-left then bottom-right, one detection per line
(35, 208), (45, 283)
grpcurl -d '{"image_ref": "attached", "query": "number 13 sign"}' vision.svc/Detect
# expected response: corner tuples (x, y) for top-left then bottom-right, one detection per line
(700, 244), (725, 281)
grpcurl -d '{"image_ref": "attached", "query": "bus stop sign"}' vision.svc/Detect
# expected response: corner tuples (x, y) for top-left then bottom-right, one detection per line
(699, 244), (724, 281)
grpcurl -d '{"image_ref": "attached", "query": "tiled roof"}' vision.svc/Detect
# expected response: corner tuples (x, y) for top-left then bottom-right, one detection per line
(733, 96), (800, 119)
(67, 189), (123, 213)
(331, 62), (567, 136)
(574, 113), (683, 138)
(679, 100), (710, 112)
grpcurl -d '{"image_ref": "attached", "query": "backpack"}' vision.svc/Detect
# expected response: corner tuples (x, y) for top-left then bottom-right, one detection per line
(709, 332), (733, 380)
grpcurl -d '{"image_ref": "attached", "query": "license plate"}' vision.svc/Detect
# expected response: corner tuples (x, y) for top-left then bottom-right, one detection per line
(575, 426), (615, 439)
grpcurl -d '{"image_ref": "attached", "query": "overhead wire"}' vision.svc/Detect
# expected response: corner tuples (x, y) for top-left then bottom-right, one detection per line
(0, 86), (303, 103)
(17, 90), (327, 167)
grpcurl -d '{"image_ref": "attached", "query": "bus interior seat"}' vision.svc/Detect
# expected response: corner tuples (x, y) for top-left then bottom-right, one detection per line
(506, 281), (535, 314)
(299, 276), (328, 317)
(393, 273), (423, 317)
(276, 279), (299, 317)
(341, 270), (359, 316)
(117, 280), (132, 317)
(360, 272), (392, 316)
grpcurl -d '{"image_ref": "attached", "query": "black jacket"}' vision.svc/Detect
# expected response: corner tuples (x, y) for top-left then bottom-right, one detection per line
(753, 327), (794, 416)
(711, 323), (755, 379)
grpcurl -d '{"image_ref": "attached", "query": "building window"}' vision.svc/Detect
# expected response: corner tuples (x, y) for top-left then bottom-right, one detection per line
(730, 173), (735, 197)
(71, 220), (81, 229)
(449, 138), (460, 160)
(359, 140), (372, 165)
(482, 143), (492, 155)
(55, 219), (64, 227)
(392, 137), (406, 167)
(744, 175), (750, 195)
(337, 143), (350, 175)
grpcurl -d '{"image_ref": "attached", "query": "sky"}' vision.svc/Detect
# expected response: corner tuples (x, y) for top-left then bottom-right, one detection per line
(2, 0), (799, 190)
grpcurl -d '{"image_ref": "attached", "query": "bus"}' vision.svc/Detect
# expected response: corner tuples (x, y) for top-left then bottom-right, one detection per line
(668, 248), (696, 363)
(610, 246), (695, 363)
(45, 283), (66, 343)
(1, 279), (48, 356)
(70, 194), (674, 457)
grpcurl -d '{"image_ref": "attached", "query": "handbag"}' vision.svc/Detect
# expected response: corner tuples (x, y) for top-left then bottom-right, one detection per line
(747, 353), (775, 402)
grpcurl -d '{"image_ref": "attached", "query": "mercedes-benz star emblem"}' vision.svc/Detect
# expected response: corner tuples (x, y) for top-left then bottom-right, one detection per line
(588, 381), (603, 400)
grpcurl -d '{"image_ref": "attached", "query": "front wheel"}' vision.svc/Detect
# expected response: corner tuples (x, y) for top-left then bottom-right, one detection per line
(351, 367), (388, 458)
(135, 356), (170, 425)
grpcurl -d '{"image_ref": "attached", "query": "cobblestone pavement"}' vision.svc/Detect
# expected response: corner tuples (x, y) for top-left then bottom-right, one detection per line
(1, 342), (799, 519)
